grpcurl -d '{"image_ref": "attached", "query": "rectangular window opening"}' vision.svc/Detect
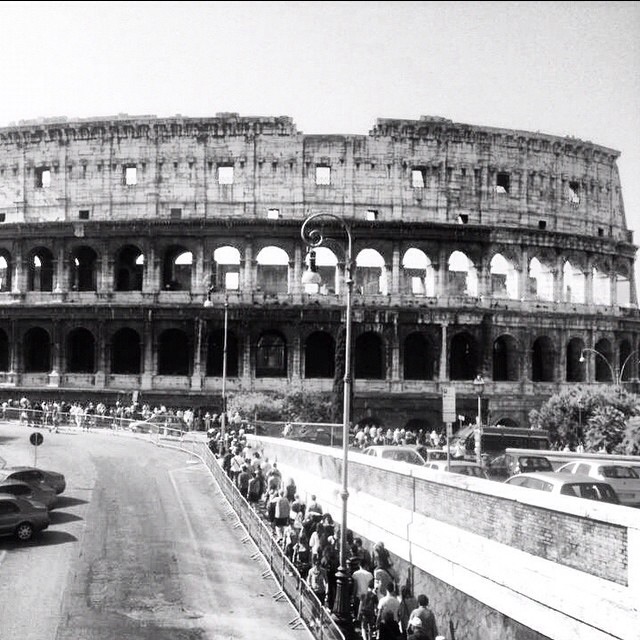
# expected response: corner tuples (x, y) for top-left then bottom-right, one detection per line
(365, 209), (378, 221)
(225, 272), (239, 290)
(218, 165), (234, 184)
(0, 213), (6, 222)
(124, 165), (137, 186)
(457, 214), (469, 224)
(411, 168), (426, 188)
(315, 166), (331, 186)
(35, 167), (51, 188)
(267, 208), (280, 220)
(78, 209), (90, 220)
(496, 172), (510, 194)
(598, 227), (604, 237)
(170, 208), (182, 220)
(568, 181), (580, 204)
(538, 220), (547, 230)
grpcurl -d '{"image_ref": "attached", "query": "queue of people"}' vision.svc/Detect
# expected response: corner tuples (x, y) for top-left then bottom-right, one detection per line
(210, 426), (442, 640)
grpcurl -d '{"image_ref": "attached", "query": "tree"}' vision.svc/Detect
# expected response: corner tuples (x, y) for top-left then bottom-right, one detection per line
(282, 391), (334, 423)
(530, 386), (640, 453)
(227, 392), (284, 422)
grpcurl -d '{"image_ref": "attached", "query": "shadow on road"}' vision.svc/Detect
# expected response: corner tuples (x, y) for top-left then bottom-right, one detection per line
(49, 511), (83, 525)
(0, 529), (78, 549)
(54, 496), (89, 509)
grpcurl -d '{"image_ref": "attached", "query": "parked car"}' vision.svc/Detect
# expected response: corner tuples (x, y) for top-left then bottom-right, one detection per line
(130, 414), (186, 434)
(0, 467), (66, 495)
(504, 471), (620, 504)
(415, 446), (449, 462)
(361, 445), (427, 466)
(0, 479), (57, 509)
(556, 460), (640, 507)
(486, 452), (553, 480)
(0, 496), (50, 541)
(424, 460), (489, 478)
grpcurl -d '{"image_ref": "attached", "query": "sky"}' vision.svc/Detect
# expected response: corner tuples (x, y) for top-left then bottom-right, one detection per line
(2, 1), (639, 274)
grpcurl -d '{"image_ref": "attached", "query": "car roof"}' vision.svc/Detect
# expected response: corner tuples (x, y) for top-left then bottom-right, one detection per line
(508, 471), (610, 484)
(0, 479), (32, 488)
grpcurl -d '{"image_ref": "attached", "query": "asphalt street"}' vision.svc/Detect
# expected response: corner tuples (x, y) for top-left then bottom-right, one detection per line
(0, 423), (310, 640)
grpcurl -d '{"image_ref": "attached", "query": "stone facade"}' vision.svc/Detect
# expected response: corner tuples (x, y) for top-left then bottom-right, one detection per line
(0, 113), (637, 426)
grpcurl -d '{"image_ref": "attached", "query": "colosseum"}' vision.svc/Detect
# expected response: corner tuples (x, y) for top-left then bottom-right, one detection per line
(0, 112), (636, 428)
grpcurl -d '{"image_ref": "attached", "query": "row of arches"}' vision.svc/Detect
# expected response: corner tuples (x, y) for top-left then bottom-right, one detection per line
(1, 326), (633, 383)
(0, 243), (632, 306)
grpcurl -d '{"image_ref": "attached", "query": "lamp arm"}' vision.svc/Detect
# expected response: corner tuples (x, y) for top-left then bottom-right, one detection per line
(301, 212), (352, 262)
(582, 347), (616, 383)
(618, 349), (640, 382)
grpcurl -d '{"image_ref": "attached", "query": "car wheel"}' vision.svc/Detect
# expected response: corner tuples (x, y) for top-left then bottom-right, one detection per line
(15, 522), (34, 541)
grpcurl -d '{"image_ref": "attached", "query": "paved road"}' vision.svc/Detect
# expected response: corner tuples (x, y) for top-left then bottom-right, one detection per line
(0, 423), (310, 640)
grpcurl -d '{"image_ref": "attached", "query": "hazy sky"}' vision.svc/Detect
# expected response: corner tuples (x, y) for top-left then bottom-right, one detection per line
(3, 1), (639, 257)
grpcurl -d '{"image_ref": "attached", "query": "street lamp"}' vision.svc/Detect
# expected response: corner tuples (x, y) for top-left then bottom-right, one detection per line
(301, 212), (354, 638)
(220, 296), (229, 444)
(473, 374), (484, 465)
(579, 347), (640, 386)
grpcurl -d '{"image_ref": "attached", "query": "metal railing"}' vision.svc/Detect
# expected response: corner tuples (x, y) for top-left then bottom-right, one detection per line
(178, 434), (345, 640)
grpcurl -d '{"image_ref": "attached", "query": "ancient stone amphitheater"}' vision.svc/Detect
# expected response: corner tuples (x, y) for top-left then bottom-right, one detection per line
(0, 113), (636, 428)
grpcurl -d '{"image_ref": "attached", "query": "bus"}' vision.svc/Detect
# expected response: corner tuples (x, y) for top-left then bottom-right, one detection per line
(449, 425), (551, 462)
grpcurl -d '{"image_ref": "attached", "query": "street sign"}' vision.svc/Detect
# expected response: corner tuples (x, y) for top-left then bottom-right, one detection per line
(29, 432), (44, 446)
(442, 384), (457, 423)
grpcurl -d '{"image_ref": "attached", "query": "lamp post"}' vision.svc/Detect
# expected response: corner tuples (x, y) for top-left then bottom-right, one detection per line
(579, 347), (640, 386)
(473, 374), (484, 465)
(220, 296), (229, 444)
(301, 212), (354, 638)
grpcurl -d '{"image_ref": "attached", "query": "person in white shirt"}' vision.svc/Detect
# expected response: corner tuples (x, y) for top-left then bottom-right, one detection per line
(351, 560), (374, 618)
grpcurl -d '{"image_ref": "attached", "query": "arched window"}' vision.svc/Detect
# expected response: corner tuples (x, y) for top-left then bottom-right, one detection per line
(0, 254), (11, 292)
(448, 251), (478, 297)
(256, 247), (289, 294)
(355, 249), (387, 295)
(563, 261), (585, 303)
(402, 249), (435, 297)
(305, 331), (335, 378)
(355, 332), (384, 379)
(0, 328), (9, 371)
(163, 246), (192, 291)
(111, 328), (141, 374)
(403, 333), (435, 380)
(212, 246), (241, 291)
(529, 257), (554, 301)
(493, 335), (519, 381)
(594, 338), (614, 382)
(158, 329), (190, 375)
(490, 254), (518, 299)
(566, 338), (585, 382)
(449, 332), (479, 380)
(24, 327), (51, 372)
(592, 266), (610, 305)
(531, 336), (555, 382)
(70, 246), (98, 291)
(256, 332), (287, 377)
(206, 328), (239, 377)
(115, 245), (144, 291)
(66, 328), (96, 373)
(28, 248), (54, 292)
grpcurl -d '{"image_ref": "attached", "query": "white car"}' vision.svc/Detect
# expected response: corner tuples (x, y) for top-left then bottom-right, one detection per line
(424, 459), (489, 479)
(556, 460), (640, 507)
(361, 445), (426, 466)
(504, 472), (620, 504)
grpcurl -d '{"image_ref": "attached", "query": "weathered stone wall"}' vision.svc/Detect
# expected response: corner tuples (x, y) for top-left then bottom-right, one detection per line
(250, 435), (639, 640)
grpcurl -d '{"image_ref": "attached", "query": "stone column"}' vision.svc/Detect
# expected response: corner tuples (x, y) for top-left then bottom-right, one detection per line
(48, 322), (61, 387)
(391, 244), (401, 295)
(519, 247), (529, 301)
(439, 322), (448, 381)
(141, 318), (154, 389)
(12, 245), (23, 294)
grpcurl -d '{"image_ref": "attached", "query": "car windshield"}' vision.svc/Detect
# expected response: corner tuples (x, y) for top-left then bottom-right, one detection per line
(383, 450), (423, 465)
(600, 466), (639, 479)
(520, 457), (552, 472)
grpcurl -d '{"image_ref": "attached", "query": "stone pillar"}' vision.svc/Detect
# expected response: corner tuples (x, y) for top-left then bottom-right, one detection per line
(94, 321), (106, 388)
(610, 272), (617, 308)
(439, 322), (448, 381)
(553, 254), (564, 302)
(141, 318), (154, 389)
(192, 243), (205, 295)
(243, 242), (254, 291)
(391, 244), (401, 295)
(290, 333), (301, 383)
(12, 246), (23, 294)
(585, 259), (594, 305)
(48, 322), (61, 387)
(191, 317), (204, 390)
(143, 245), (157, 293)
(519, 247), (529, 301)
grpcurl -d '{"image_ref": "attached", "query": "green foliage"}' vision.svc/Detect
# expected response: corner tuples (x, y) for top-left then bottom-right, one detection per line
(622, 417), (640, 455)
(227, 392), (284, 421)
(530, 385), (640, 453)
(281, 391), (334, 423)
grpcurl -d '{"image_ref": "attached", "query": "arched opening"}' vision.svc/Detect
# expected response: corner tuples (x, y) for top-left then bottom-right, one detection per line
(615, 268), (632, 307)
(529, 257), (554, 301)
(0, 254), (11, 292)
(402, 249), (435, 297)
(563, 260), (585, 303)
(592, 266), (610, 305)
(594, 338), (614, 382)
(111, 328), (141, 374)
(355, 249), (388, 295)
(619, 340), (634, 382)
(24, 327), (51, 372)
(212, 246), (241, 292)
(566, 338), (585, 382)
(256, 247), (289, 294)
(492, 335), (518, 381)
(66, 328), (96, 373)
(163, 246), (192, 291)
(531, 336), (555, 382)
(206, 328), (239, 377)
(28, 248), (54, 292)
(403, 332), (435, 380)
(448, 251), (478, 297)
(115, 245), (144, 291)
(70, 246), (98, 291)
(449, 332), (479, 380)
(256, 331), (287, 377)
(158, 329), (190, 375)
(0, 328), (9, 371)
(355, 332), (385, 379)
(304, 331), (335, 378)
(495, 417), (519, 428)
(303, 247), (339, 295)
(490, 254), (518, 299)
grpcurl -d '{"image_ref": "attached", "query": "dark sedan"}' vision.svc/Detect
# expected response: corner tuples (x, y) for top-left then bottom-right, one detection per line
(0, 467), (66, 494)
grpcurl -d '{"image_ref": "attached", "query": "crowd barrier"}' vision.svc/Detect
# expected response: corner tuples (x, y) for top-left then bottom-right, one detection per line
(178, 434), (345, 640)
